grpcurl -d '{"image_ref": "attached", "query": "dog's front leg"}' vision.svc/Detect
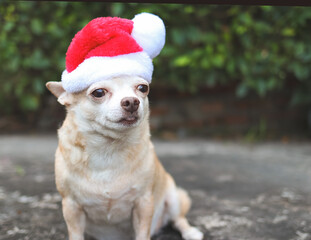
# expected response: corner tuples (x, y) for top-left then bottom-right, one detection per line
(62, 197), (86, 240)
(133, 193), (154, 240)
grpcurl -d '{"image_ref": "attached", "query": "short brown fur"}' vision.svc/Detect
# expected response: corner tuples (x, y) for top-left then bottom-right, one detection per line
(46, 77), (203, 240)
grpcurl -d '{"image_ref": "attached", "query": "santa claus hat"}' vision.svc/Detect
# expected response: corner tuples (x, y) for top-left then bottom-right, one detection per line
(61, 13), (165, 93)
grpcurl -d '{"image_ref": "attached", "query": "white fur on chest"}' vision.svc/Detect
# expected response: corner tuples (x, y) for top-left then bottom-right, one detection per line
(71, 172), (139, 224)
(65, 141), (151, 225)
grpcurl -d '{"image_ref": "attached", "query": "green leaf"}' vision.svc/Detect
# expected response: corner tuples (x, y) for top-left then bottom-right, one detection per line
(31, 18), (43, 35)
(171, 28), (186, 46)
(33, 78), (45, 94)
(111, 3), (125, 16)
(4, 21), (14, 31)
(212, 54), (225, 68)
(24, 49), (50, 69)
(173, 55), (191, 67)
(184, 6), (194, 14)
(256, 78), (267, 97)
(282, 28), (295, 37)
(20, 95), (39, 111)
(236, 83), (249, 97)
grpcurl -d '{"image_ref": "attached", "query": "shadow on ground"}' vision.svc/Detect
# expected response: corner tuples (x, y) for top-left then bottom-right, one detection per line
(0, 135), (311, 240)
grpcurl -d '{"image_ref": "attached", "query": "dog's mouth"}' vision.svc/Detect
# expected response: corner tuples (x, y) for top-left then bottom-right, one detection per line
(118, 116), (139, 125)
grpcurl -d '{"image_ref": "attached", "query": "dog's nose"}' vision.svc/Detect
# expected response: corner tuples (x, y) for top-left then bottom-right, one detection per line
(121, 97), (140, 113)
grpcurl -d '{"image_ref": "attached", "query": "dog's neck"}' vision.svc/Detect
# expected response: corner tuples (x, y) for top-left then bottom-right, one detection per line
(59, 110), (151, 170)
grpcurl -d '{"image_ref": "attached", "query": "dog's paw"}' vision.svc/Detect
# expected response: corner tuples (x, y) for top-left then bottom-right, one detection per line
(182, 227), (204, 240)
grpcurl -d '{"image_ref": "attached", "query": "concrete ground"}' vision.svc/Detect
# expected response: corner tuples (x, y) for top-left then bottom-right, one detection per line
(0, 135), (310, 240)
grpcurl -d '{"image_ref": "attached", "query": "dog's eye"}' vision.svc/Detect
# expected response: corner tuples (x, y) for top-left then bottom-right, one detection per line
(91, 89), (106, 98)
(137, 84), (149, 93)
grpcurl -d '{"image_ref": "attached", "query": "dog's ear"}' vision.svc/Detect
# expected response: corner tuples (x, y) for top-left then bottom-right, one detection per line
(46, 82), (64, 98)
(46, 82), (73, 106)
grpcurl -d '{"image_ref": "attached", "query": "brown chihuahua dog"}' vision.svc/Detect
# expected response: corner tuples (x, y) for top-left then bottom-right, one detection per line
(47, 76), (203, 240)
(46, 12), (203, 240)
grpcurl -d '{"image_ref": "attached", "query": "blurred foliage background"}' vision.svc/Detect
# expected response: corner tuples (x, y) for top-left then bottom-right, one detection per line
(1, 2), (311, 121)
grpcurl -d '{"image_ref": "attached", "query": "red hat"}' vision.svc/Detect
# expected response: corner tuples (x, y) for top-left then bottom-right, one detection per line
(61, 13), (165, 93)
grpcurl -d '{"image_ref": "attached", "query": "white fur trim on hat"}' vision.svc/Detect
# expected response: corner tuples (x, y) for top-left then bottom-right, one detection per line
(61, 52), (153, 93)
(132, 13), (166, 59)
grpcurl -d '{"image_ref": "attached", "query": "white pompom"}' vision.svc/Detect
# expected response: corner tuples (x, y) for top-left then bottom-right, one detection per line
(131, 12), (166, 59)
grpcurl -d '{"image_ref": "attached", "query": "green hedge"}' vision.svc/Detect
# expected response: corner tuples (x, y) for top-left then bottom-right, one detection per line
(1, 2), (311, 115)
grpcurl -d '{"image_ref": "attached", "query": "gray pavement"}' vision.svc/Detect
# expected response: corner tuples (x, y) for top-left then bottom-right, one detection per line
(0, 135), (311, 240)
